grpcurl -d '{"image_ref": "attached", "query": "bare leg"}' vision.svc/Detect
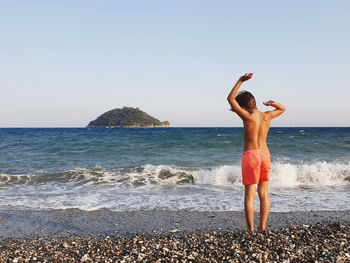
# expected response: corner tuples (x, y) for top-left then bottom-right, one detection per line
(257, 181), (270, 231)
(244, 184), (256, 232)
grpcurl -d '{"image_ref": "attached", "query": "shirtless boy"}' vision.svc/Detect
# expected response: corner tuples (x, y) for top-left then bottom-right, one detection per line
(227, 73), (286, 231)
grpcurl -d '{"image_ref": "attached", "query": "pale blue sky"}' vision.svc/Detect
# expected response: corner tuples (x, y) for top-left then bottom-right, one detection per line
(1, 0), (349, 127)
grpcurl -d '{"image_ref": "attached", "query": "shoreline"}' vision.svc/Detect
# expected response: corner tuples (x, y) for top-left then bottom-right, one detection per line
(1, 208), (349, 239)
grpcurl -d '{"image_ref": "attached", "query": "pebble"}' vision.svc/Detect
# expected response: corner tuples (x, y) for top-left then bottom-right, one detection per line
(0, 222), (349, 262)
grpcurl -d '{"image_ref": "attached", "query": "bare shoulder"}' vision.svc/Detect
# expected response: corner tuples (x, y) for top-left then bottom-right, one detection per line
(260, 110), (270, 120)
(264, 109), (285, 120)
(235, 108), (255, 121)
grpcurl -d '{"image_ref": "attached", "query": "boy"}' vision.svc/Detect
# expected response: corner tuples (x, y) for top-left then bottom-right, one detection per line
(227, 73), (286, 231)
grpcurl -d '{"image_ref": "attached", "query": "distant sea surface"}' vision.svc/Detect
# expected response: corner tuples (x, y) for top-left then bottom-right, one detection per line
(0, 127), (349, 212)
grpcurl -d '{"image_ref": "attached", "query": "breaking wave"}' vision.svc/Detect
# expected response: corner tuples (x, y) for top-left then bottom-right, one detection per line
(1, 161), (350, 188)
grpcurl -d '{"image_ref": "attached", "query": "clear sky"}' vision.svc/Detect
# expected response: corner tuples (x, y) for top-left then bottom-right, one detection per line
(1, 0), (349, 127)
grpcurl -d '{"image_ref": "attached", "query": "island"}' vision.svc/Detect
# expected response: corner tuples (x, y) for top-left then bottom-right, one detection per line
(87, 107), (170, 128)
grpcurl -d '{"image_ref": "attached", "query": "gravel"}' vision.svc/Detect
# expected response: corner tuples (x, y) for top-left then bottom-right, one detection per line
(0, 222), (349, 262)
(0, 209), (349, 262)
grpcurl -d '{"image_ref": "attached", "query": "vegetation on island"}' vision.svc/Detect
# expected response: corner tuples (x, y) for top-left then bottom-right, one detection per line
(87, 107), (170, 128)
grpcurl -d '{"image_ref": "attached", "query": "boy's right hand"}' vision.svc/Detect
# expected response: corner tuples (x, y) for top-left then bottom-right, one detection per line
(263, 100), (275, 106)
(239, 73), (253, 82)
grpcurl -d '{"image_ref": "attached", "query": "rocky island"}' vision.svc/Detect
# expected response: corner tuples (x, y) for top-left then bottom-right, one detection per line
(87, 107), (170, 128)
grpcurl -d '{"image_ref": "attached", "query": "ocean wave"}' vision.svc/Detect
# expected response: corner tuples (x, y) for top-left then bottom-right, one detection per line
(1, 161), (350, 188)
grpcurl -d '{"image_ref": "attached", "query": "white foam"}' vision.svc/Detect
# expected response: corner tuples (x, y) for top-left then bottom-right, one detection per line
(192, 165), (241, 186)
(271, 161), (350, 187)
(1, 162), (350, 212)
(1, 161), (349, 188)
(191, 161), (350, 187)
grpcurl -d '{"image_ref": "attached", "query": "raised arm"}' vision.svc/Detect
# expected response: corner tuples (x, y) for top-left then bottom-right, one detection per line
(263, 100), (286, 120)
(227, 73), (253, 120)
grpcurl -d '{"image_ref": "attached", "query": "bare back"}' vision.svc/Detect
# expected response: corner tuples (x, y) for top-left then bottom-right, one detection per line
(242, 110), (271, 151)
(227, 73), (286, 152)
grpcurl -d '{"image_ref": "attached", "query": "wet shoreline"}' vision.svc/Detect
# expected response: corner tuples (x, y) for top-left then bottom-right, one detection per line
(0, 209), (349, 239)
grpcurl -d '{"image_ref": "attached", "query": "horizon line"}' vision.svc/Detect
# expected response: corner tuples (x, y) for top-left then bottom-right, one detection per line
(0, 126), (349, 129)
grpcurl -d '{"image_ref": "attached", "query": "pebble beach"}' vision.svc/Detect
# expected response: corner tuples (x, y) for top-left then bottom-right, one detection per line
(0, 209), (349, 262)
(1, 222), (349, 262)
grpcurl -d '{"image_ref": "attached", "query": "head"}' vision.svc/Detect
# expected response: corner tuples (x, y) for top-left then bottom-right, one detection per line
(235, 90), (257, 110)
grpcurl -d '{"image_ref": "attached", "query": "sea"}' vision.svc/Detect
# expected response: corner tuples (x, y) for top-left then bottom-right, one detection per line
(0, 127), (349, 212)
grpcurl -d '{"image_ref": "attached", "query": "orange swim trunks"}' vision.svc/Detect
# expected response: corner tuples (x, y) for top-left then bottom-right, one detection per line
(241, 149), (271, 185)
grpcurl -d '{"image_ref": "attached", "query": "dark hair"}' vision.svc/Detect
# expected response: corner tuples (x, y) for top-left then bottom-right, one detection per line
(235, 90), (256, 109)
